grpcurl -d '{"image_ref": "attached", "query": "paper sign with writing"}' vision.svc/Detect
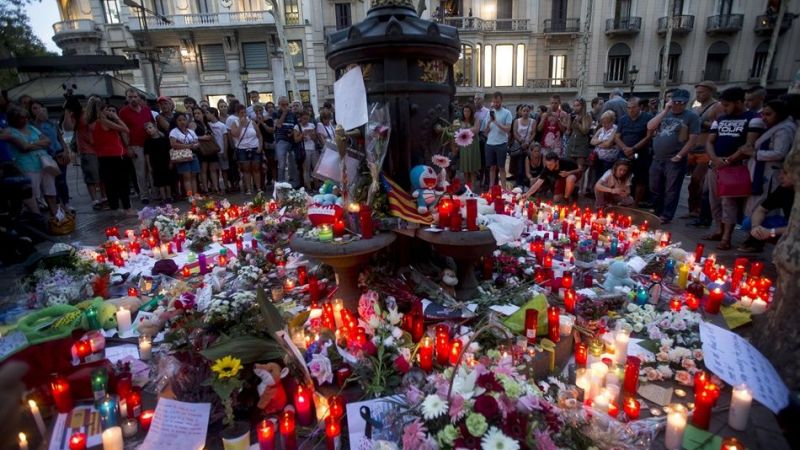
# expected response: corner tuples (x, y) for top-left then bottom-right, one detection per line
(699, 321), (789, 413)
(334, 66), (368, 131)
(140, 398), (211, 450)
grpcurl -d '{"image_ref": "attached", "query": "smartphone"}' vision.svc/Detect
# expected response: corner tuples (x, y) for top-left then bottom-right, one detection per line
(490, 110), (495, 120)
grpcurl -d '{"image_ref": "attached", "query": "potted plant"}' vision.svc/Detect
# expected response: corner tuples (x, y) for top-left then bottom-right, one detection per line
(207, 355), (249, 450)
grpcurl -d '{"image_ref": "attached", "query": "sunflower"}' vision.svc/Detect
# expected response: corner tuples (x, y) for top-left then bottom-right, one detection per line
(211, 355), (242, 379)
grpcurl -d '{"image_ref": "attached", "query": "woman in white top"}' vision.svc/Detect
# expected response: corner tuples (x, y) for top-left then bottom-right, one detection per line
(294, 110), (318, 191)
(169, 113), (200, 197)
(204, 107), (228, 194)
(590, 110), (619, 189)
(511, 104), (535, 187)
(316, 109), (335, 148)
(229, 103), (263, 195)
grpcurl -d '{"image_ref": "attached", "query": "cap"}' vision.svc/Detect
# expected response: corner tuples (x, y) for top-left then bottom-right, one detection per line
(157, 95), (172, 103)
(670, 89), (691, 103)
(695, 80), (717, 92)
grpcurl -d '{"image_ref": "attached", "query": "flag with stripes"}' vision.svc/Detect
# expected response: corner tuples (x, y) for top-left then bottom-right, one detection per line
(380, 173), (435, 225)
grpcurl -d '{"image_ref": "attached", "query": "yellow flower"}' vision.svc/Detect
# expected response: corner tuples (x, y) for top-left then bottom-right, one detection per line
(211, 355), (242, 379)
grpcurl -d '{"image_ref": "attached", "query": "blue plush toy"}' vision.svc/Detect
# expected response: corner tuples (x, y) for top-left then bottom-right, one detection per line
(312, 180), (339, 205)
(410, 165), (439, 213)
(602, 260), (636, 291)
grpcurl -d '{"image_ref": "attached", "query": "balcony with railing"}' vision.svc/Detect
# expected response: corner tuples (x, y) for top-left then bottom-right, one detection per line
(754, 14), (793, 36)
(525, 78), (578, 89)
(657, 15), (695, 35)
(705, 14), (743, 35)
(52, 19), (102, 45)
(749, 67), (778, 82)
(653, 70), (683, 86)
(605, 17), (642, 36)
(603, 72), (628, 87)
(127, 10), (275, 31)
(701, 68), (730, 83)
(543, 18), (580, 33)
(442, 17), (529, 32)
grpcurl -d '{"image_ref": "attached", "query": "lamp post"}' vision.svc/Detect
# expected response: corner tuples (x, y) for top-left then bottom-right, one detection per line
(628, 65), (639, 96)
(240, 69), (250, 106)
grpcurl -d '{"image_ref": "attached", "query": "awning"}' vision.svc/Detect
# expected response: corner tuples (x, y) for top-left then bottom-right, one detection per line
(0, 55), (140, 73)
(7, 74), (155, 106)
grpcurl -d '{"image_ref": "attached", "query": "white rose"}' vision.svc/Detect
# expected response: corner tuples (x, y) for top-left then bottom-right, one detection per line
(391, 327), (403, 340)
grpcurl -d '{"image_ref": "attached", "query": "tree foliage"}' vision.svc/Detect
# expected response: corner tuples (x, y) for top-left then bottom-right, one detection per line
(0, 1), (55, 89)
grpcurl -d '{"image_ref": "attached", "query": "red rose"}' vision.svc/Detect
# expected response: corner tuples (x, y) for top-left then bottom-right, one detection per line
(502, 411), (529, 444)
(457, 423), (482, 447)
(477, 373), (503, 392)
(394, 355), (411, 374)
(473, 394), (500, 420)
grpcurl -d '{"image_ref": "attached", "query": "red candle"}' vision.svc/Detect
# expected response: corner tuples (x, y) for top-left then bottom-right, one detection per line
(309, 276), (320, 305)
(623, 398), (640, 420)
(622, 356), (641, 396)
(127, 287), (139, 297)
(564, 288), (577, 314)
(547, 306), (560, 343)
(280, 409), (297, 450)
(257, 420), (276, 450)
(608, 401), (619, 417)
(51, 376), (73, 413)
(336, 366), (352, 387)
(750, 261), (764, 277)
(669, 297), (682, 312)
(694, 243), (704, 262)
(574, 342), (588, 367)
(562, 272), (573, 289)
(359, 205), (373, 238)
(449, 340), (463, 366)
(466, 199), (478, 231)
(236, 237), (244, 252)
(251, 239), (258, 251)
(449, 207), (462, 232)
(96, 254), (106, 264)
(294, 384), (314, 426)
(297, 266), (308, 285)
(355, 327), (367, 349)
(482, 256), (493, 280)
(694, 371), (708, 397)
(181, 266), (191, 277)
(69, 432), (87, 450)
(174, 238), (182, 253)
(692, 386), (716, 430)
(74, 340), (91, 358)
(685, 294), (700, 311)
(494, 196), (504, 214)
(126, 387), (142, 418)
(543, 253), (553, 270)
(438, 199), (452, 229)
(329, 395), (344, 419)
(116, 373), (132, 398)
(435, 324), (450, 365)
(333, 219), (345, 238)
(218, 254), (227, 267)
(705, 288), (723, 314)
(525, 309), (538, 345)
(325, 415), (341, 450)
(139, 409), (154, 431)
(419, 336), (433, 372)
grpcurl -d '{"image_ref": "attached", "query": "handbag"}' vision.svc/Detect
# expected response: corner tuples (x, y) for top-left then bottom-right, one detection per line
(715, 165), (751, 198)
(198, 138), (220, 157)
(507, 120), (531, 157)
(40, 153), (61, 176)
(169, 148), (194, 163)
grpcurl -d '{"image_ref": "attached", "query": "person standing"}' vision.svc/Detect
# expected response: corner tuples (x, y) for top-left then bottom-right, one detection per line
(246, 91), (262, 118)
(4, 106), (57, 216)
(455, 104), (481, 190)
(190, 107), (218, 194)
(294, 111), (318, 191)
(745, 86), (766, 114)
(274, 96), (300, 188)
(684, 81), (722, 225)
(473, 94), (489, 188)
(155, 96), (176, 134)
(480, 91), (512, 189)
(169, 113), (201, 197)
(87, 98), (132, 214)
(589, 111), (619, 186)
(647, 88), (700, 224)
(257, 104), (277, 187)
(63, 96), (105, 210)
(590, 97), (605, 123)
(537, 95), (569, 156)
(615, 97), (653, 207)
(510, 104), (535, 187)
(143, 122), (173, 203)
(704, 87), (765, 250)
(602, 88), (628, 124)
(566, 97), (593, 194)
(119, 88), (155, 204)
(747, 100), (796, 215)
(230, 104), (263, 195)
(31, 101), (72, 211)
(205, 107), (227, 193)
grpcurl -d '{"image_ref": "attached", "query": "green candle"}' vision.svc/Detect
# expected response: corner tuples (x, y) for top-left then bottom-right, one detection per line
(318, 225), (333, 242)
(85, 306), (101, 330)
(91, 368), (108, 401)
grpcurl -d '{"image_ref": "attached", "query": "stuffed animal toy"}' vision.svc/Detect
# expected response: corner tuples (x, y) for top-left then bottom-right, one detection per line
(602, 260), (636, 291)
(312, 180), (339, 206)
(440, 269), (458, 298)
(410, 165), (439, 214)
(254, 362), (288, 413)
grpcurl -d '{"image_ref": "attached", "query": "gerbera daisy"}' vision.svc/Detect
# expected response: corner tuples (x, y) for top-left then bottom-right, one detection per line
(480, 427), (520, 450)
(421, 394), (448, 421)
(211, 355), (242, 379)
(454, 128), (475, 147)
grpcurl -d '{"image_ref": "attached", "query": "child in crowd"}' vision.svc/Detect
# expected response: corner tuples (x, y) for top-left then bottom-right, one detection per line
(594, 158), (634, 208)
(143, 122), (173, 203)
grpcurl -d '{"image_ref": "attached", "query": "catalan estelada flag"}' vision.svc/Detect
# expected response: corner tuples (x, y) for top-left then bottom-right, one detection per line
(380, 173), (434, 225)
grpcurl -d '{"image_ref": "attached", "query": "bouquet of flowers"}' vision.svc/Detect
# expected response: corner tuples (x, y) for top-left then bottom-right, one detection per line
(28, 267), (95, 307)
(206, 355), (244, 427)
(139, 204), (180, 229)
(203, 291), (257, 328)
(233, 265), (264, 289)
(153, 215), (180, 242)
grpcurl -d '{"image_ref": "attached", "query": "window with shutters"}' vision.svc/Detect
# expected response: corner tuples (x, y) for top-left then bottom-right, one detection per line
(549, 55), (566, 86)
(158, 47), (184, 73)
(242, 42), (269, 69)
(335, 3), (351, 29)
(284, 0), (300, 25)
(454, 44), (473, 87)
(606, 43), (631, 83)
(102, 0), (121, 23)
(199, 44), (226, 71)
(750, 41), (770, 79)
(287, 40), (304, 68)
(151, 0), (168, 17)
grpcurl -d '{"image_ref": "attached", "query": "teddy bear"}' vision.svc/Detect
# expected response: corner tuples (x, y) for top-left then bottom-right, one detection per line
(602, 260), (636, 291)
(440, 269), (458, 298)
(410, 165), (439, 214)
(254, 362), (288, 413)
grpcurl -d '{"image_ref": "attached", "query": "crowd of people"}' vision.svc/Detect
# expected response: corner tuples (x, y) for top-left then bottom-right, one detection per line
(453, 85), (798, 253)
(1, 83), (798, 255)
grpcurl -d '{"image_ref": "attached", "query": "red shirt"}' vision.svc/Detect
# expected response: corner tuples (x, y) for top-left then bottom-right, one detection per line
(92, 122), (126, 157)
(119, 104), (154, 147)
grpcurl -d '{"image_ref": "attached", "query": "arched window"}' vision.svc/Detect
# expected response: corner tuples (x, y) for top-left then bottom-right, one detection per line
(658, 42), (682, 82)
(750, 41), (771, 79)
(704, 41), (730, 81)
(454, 44), (473, 87)
(607, 43), (631, 83)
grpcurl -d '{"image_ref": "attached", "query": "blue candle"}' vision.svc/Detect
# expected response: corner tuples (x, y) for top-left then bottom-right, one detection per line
(610, 238), (618, 257)
(98, 395), (118, 429)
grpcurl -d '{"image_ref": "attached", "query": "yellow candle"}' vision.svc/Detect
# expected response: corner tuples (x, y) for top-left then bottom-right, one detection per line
(18, 432), (28, 450)
(28, 400), (46, 438)
(677, 263), (689, 289)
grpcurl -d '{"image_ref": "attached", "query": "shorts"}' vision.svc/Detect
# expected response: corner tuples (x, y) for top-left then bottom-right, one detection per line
(236, 148), (263, 162)
(264, 142), (276, 159)
(485, 143), (508, 168)
(176, 156), (200, 174)
(26, 171), (57, 198)
(632, 149), (652, 185)
(80, 153), (100, 184)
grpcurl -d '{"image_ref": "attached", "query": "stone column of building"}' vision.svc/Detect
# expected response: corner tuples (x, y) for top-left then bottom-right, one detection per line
(224, 32), (244, 101)
(271, 47), (288, 99)
(181, 36), (203, 101)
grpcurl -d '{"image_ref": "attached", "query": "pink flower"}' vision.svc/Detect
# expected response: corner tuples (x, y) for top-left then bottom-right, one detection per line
(518, 393), (541, 413)
(454, 128), (474, 147)
(405, 385), (425, 407)
(534, 429), (559, 450)
(496, 394), (517, 419)
(308, 353), (333, 385)
(431, 155), (451, 169)
(675, 370), (692, 385)
(681, 358), (696, 371)
(402, 419), (429, 450)
(358, 291), (379, 322)
(449, 394), (467, 423)
(693, 349), (704, 361)
(645, 368), (661, 381)
(656, 352), (670, 362)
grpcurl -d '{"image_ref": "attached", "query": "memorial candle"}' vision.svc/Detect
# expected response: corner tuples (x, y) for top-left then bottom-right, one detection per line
(435, 324), (450, 365)
(101, 426), (123, 450)
(525, 309), (538, 344)
(669, 297), (682, 312)
(623, 398), (640, 420)
(91, 368), (108, 401)
(574, 341), (588, 367)
(126, 387), (142, 418)
(28, 400), (46, 438)
(449, 203), (462, 231)
(18, 432), (28, 450)
(280, 409), (297, 450)
(51, 375), (73, 413)
(547, 306), (560, 343)
(728, 384), (752, 431)
(614, 329), (630, 364)
(98, 395), (118, 429)
(705, 288), (724, 314)
(665, 406), (687, 450)
(694, 243), (704, 261)
(139, 410), (154, 431)
(333, 219), (345, 238)
(449, 340), (463, 366)
(622, 356), (641, 396)
(750, 261), (764, 277)
(677, 263), (689, 289)
(466, 199), (478, 231)
(564, 288), (577, 314)
(309, 275), (320, 305)
(138, 335), (152, 361)
(438, 199), (452, 229)
(257, 420), (276, 450)
(69, 432), (87, 450)
(297, 266), (308, 285)
(294, 385), (314, 426)
(721, 437), (746, 450)
(419, 336), (433, 372)
(692, 386), (716, 430)
(325, 415), (341, 450)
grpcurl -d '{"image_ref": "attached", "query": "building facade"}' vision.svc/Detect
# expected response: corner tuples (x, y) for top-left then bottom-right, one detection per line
(50, 0), (799, 110)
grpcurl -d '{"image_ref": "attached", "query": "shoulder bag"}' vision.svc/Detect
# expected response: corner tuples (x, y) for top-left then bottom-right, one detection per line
(170, 129), (196, 163)
(715, 165), (751, 198)
(507, 120), (530, 157)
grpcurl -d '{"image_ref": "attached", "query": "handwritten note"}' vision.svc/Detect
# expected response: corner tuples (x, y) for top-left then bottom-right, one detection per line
(699, 322), (789, 413)
(334, 66), (368, 131)
(140, 398), (210, 450)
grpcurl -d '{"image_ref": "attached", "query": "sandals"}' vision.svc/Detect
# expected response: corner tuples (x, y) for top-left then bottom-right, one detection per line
(703, 233), (723, 241)
(717, 241), (732, 251)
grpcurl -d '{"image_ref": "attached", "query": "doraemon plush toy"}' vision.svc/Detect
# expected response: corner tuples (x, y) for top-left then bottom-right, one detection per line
(410, 165), (439, 213)
(312, 180), (339, 206)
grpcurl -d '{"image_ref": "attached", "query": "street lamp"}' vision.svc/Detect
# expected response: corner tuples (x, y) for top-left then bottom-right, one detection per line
(628, 65), (639, 96)
(239, 69), (250, 105)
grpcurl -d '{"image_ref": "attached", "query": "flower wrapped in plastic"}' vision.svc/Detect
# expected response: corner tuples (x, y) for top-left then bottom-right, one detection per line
(365, 103), (391, 206)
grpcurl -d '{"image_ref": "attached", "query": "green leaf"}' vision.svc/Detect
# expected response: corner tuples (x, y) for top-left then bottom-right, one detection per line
(637, 339), (660, 354)
(200, 335), (285, 364)
(256, 288), (288, 335)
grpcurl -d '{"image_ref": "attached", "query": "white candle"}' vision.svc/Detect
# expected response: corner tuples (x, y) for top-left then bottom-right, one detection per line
(116, 307), (132, 335)
(559, 315), (574, 336)
(18, 432), (28, 450)
(121, 418), (138, 438)
(728, 384), (752, 430)
(102, 426), (124, 450)
(665, 407), (687, 450)
(575, 368), (590, 394)
(739, 296), (753, 308)
(28, 399), (46, 438)
(160, 243), (169, 256)
(152, 246), (162, 259)
(750, 298), (767, 315)
(138, 335), (152, 360)
(614, 329), (630, 364)
(589, 362), (608, 401)
(593, 391), (610, 412)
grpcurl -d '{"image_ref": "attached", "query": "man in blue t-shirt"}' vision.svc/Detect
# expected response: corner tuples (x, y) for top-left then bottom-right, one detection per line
(615, 97), (652, 207)
(480, 91), (513, 189)
(704, 87), (765, 250)
(273, 96), (300, 187)
(647, 88), (700, 223)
